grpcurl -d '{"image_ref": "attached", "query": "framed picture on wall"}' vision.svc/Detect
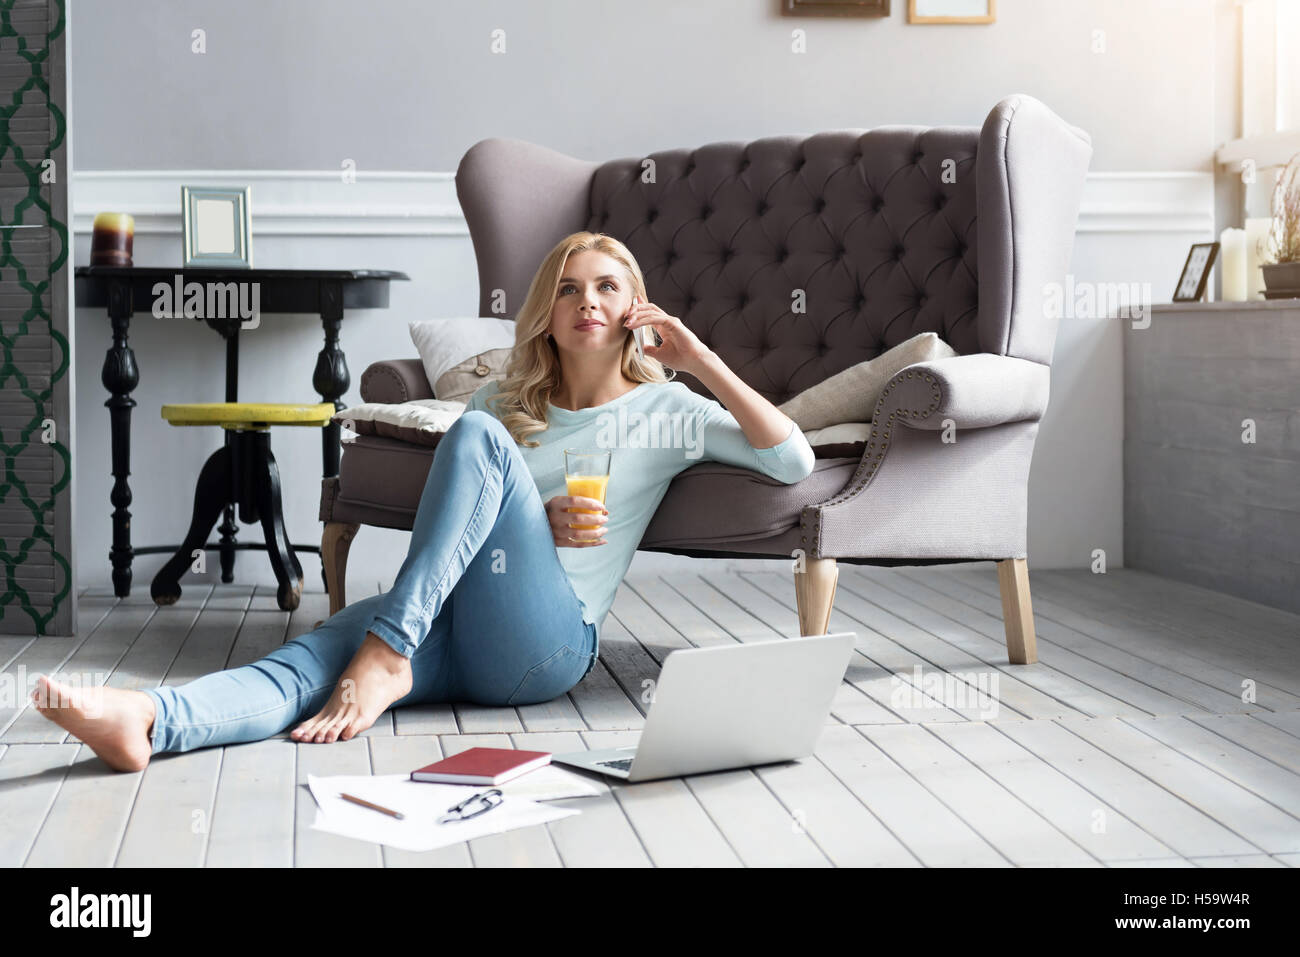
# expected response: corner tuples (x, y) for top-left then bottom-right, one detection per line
(908, 0), (996, 24)
(1173, 242), (1220, 302)
(781, 0), (890, 17)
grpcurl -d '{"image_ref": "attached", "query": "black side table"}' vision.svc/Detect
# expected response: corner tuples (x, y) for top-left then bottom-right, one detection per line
(75, 266), (410, 599)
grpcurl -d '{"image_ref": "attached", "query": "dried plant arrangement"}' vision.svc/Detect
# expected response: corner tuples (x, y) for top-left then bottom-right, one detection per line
(1263, 150), (1300, 265)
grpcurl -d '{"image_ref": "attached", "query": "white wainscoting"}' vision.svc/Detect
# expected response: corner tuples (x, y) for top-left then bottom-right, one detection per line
(74, 168), (1216, 237)
(70, 169), (1213, 588)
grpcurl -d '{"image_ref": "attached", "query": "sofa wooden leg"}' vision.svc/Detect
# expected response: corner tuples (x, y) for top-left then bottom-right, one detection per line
(322, 521), (360, 617)
(997, 558), (1038, 664)
(794, 557), (838, 635)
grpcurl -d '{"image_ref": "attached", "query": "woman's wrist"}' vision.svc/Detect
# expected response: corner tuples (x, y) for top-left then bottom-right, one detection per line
(683, 346), (720, 380)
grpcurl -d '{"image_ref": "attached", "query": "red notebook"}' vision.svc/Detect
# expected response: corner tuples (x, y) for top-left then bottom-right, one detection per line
(410, 747), (551, 785)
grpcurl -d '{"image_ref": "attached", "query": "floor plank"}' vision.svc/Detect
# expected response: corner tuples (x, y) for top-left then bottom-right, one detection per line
(1056, 714), (1300, 854)
(994, 717), (1262, 858)
(1119, 714), (1300, 821)
(811, 570), (1077, 722)
(18, 566), (1300, 868)
(206, 739), (295, 867)
(864, 722), (1101, 866)
(926, 721), (1178, 862)
(1185, 713), (1300, 776)
(0, 743), (81, 866)
(886, 567), (1214, 716)
(1037, 569), (1300, 691)
(966, 567), (1300, 711)
(293, 737), (382, 868)
(817, 724), (1007, 866)
(25, 745), (143, 866)
(116, 747), (223, 867)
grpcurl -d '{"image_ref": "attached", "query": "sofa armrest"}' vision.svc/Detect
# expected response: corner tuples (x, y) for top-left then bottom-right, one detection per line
(796, 354), (1047, 559)
(804, 353), (1047, 517)
(360, 359), (435, 404)
(880, 353), (1049, 431)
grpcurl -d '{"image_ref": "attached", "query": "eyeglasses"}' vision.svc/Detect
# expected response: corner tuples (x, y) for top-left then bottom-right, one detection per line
(437, 788), (503, 824)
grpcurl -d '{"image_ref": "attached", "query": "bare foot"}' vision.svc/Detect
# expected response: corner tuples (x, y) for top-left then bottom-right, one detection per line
(31, 675), (156, 773)
(291, 632), (413, 744)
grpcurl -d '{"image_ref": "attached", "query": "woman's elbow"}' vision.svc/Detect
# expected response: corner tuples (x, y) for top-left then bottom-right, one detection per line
(781, 448), (816, 484)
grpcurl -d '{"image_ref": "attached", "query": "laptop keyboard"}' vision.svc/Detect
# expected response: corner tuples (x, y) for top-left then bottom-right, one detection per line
(596, 758), (634, 772)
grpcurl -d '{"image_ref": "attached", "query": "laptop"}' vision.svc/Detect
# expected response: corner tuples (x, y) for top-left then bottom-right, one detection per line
(552, 631), (856, 782)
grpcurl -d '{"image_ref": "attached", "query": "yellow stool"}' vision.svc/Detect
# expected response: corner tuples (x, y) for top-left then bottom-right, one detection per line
(151, 402), (335, 611)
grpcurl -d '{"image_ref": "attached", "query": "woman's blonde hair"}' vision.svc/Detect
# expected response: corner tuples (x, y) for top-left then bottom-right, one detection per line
(485, 231), (674, 447)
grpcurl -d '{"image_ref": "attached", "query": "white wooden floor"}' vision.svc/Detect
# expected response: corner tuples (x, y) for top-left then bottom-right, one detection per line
(3, 563), (1299, 867)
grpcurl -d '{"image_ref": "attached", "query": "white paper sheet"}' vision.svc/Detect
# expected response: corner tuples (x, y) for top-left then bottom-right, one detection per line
(495, 764), (604, 801)
(306, 773), (581, 852)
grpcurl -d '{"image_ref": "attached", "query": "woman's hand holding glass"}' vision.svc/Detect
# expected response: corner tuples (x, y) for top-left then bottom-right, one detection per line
(545, 496), (609, 548)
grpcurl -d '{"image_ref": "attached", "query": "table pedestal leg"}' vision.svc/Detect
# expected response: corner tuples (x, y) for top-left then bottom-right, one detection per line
(218, 431), (238, 582)
(313, 279), (349, 594)
(102, 279), (138, 598)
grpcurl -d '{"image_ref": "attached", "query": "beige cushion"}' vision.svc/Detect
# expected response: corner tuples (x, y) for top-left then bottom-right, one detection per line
(777, 332), (957, 430)
(803, 422), (869, 458)
(408, 318), (516, 403)
(334, 401), (869, 459)
(334, 398), (466, 448)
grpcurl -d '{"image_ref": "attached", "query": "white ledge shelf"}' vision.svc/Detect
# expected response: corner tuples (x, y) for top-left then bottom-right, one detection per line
(1151, 299), (1300, 314)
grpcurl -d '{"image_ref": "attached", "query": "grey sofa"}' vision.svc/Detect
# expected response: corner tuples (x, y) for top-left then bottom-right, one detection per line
(319, 94), (1092, 664)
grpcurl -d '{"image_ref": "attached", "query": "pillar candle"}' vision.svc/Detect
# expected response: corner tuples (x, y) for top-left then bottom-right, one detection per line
(1245, 217), (1271, 301)
(90, 212), (134, 267)
(1219, 227), (1246, 301)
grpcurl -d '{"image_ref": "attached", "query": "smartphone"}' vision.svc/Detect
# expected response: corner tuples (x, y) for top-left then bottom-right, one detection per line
(630, 295), (657, 357)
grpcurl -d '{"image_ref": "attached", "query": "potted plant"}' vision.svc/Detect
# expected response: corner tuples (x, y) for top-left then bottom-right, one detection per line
(1261, 150), (1300, 295)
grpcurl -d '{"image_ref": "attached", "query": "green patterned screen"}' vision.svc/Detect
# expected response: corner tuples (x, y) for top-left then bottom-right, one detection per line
(0, 0), (73, 636)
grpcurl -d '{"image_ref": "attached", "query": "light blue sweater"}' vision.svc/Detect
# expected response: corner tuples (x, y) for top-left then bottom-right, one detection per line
(463, 378), (816, 651)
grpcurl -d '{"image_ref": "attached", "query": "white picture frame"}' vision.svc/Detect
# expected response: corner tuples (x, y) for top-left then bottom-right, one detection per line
(182, 185), (252, 268)
(908, 0), (995, 24)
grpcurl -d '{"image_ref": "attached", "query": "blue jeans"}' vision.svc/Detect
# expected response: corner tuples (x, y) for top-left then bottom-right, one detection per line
(141, 411), (597, 755)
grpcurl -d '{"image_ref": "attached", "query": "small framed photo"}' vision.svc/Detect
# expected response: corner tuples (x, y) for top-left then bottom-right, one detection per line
(182, 185), (252, 268)
(781, 0), (890, 17)
(908, 0), (995, 24)
(1173, 242), (1219, 302)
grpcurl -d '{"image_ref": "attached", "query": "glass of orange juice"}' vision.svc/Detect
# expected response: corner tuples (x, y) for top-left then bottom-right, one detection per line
(564, 449), (611, 531)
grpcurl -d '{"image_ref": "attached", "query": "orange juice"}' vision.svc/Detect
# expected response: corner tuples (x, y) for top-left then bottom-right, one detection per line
(565, 473), (609, 530)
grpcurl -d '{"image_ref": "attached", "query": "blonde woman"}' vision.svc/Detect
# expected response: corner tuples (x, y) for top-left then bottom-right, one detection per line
(33, 232), (815, 771)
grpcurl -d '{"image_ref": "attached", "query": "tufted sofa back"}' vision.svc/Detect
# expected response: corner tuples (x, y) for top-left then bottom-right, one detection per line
(456, 95), (1091, 405)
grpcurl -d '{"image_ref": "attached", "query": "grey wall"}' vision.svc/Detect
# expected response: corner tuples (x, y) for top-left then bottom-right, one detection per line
(72, 0), (1213, 171)
(65, 0), (1222, 595)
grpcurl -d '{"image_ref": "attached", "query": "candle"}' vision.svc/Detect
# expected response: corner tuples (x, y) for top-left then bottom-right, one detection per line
(1245, 217), (1271, 301)
(90, 212), (134, 267)
(1220, 227), (1246, 301)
